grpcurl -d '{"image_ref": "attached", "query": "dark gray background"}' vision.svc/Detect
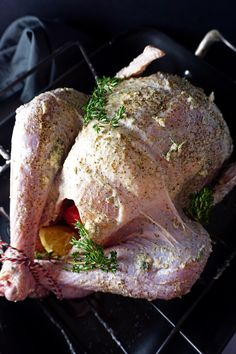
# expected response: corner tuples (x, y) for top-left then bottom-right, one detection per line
(0, 0), (236, 49)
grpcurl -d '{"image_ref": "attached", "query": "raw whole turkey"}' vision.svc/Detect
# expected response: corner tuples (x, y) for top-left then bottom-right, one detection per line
(0, 46), (234, 301)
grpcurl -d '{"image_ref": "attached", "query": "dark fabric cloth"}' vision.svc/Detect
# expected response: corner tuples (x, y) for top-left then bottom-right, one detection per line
(0, 16), (98, 102)
(0, 16), (50, 101)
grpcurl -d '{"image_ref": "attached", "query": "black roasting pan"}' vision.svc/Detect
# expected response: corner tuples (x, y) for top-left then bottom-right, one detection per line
(0, 28), (236, 354)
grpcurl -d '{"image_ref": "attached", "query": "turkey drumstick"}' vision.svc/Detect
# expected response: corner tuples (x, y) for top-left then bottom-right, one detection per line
(38, 188), (211, 300)
(0, 89), (88, 300)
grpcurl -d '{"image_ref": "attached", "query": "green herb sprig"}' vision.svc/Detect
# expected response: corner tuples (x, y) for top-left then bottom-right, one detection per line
(35, 250), (61, 261)
(83, 76), (125, 132)
(186, 187), (213, 224)
(35, 250), (53, 260)
(69, 220), (118, 273)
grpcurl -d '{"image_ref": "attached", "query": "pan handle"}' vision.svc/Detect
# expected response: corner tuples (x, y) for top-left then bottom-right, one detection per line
(195, 29), (236, 58)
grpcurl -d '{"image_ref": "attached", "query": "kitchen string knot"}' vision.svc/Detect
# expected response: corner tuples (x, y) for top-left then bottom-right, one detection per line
(0, 241), (63, 300)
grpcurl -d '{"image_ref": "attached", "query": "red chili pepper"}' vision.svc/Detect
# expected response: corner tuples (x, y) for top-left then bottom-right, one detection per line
(63, 204), (81, 227)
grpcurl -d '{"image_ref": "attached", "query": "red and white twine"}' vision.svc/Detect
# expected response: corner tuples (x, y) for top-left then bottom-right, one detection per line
(0, 241), (63, 300)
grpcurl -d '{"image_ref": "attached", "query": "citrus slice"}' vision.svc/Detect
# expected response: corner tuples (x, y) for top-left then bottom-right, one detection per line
(39, 225), (76, 257)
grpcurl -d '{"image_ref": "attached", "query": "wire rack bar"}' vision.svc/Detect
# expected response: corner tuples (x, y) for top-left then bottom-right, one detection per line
(153, 249), (236, 353)
(0, 207), (10, 221)
(150, 302), (203, 354)
(0, 145), (10, 176)
(39, 301), (83, 354)
(0, 145), (10, 160)
(86, 299), (129, 354)
(77, 43), (99, 80)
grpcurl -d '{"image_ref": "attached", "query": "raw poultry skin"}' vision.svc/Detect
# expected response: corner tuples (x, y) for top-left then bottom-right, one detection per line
(42, 73), (232, 300)
(0, 88), (88, 300)
(0, 71), (233, 301)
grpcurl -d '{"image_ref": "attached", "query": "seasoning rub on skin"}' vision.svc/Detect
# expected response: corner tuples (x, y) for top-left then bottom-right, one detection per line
(0, 46), (234, 301)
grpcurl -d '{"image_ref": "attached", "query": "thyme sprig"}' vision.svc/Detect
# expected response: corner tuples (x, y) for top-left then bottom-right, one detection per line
(35, 221), (117, 273)
(186, 187), (213, 224)
(69, 221), (118, 273)
(35, 250), (53, 260)
(35, 250), (61, 261)
(83, 76), (125, 132)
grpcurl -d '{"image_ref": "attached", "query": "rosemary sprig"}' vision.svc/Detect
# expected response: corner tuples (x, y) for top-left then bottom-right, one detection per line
(69, 220), (118, 273)
(110, 105), (126, 127)
(83, 76), (125, 131)
(186, 187), (213, 224)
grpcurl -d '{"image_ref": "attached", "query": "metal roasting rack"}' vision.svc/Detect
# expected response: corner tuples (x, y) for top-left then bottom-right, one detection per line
(0, 29), (236, 354)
